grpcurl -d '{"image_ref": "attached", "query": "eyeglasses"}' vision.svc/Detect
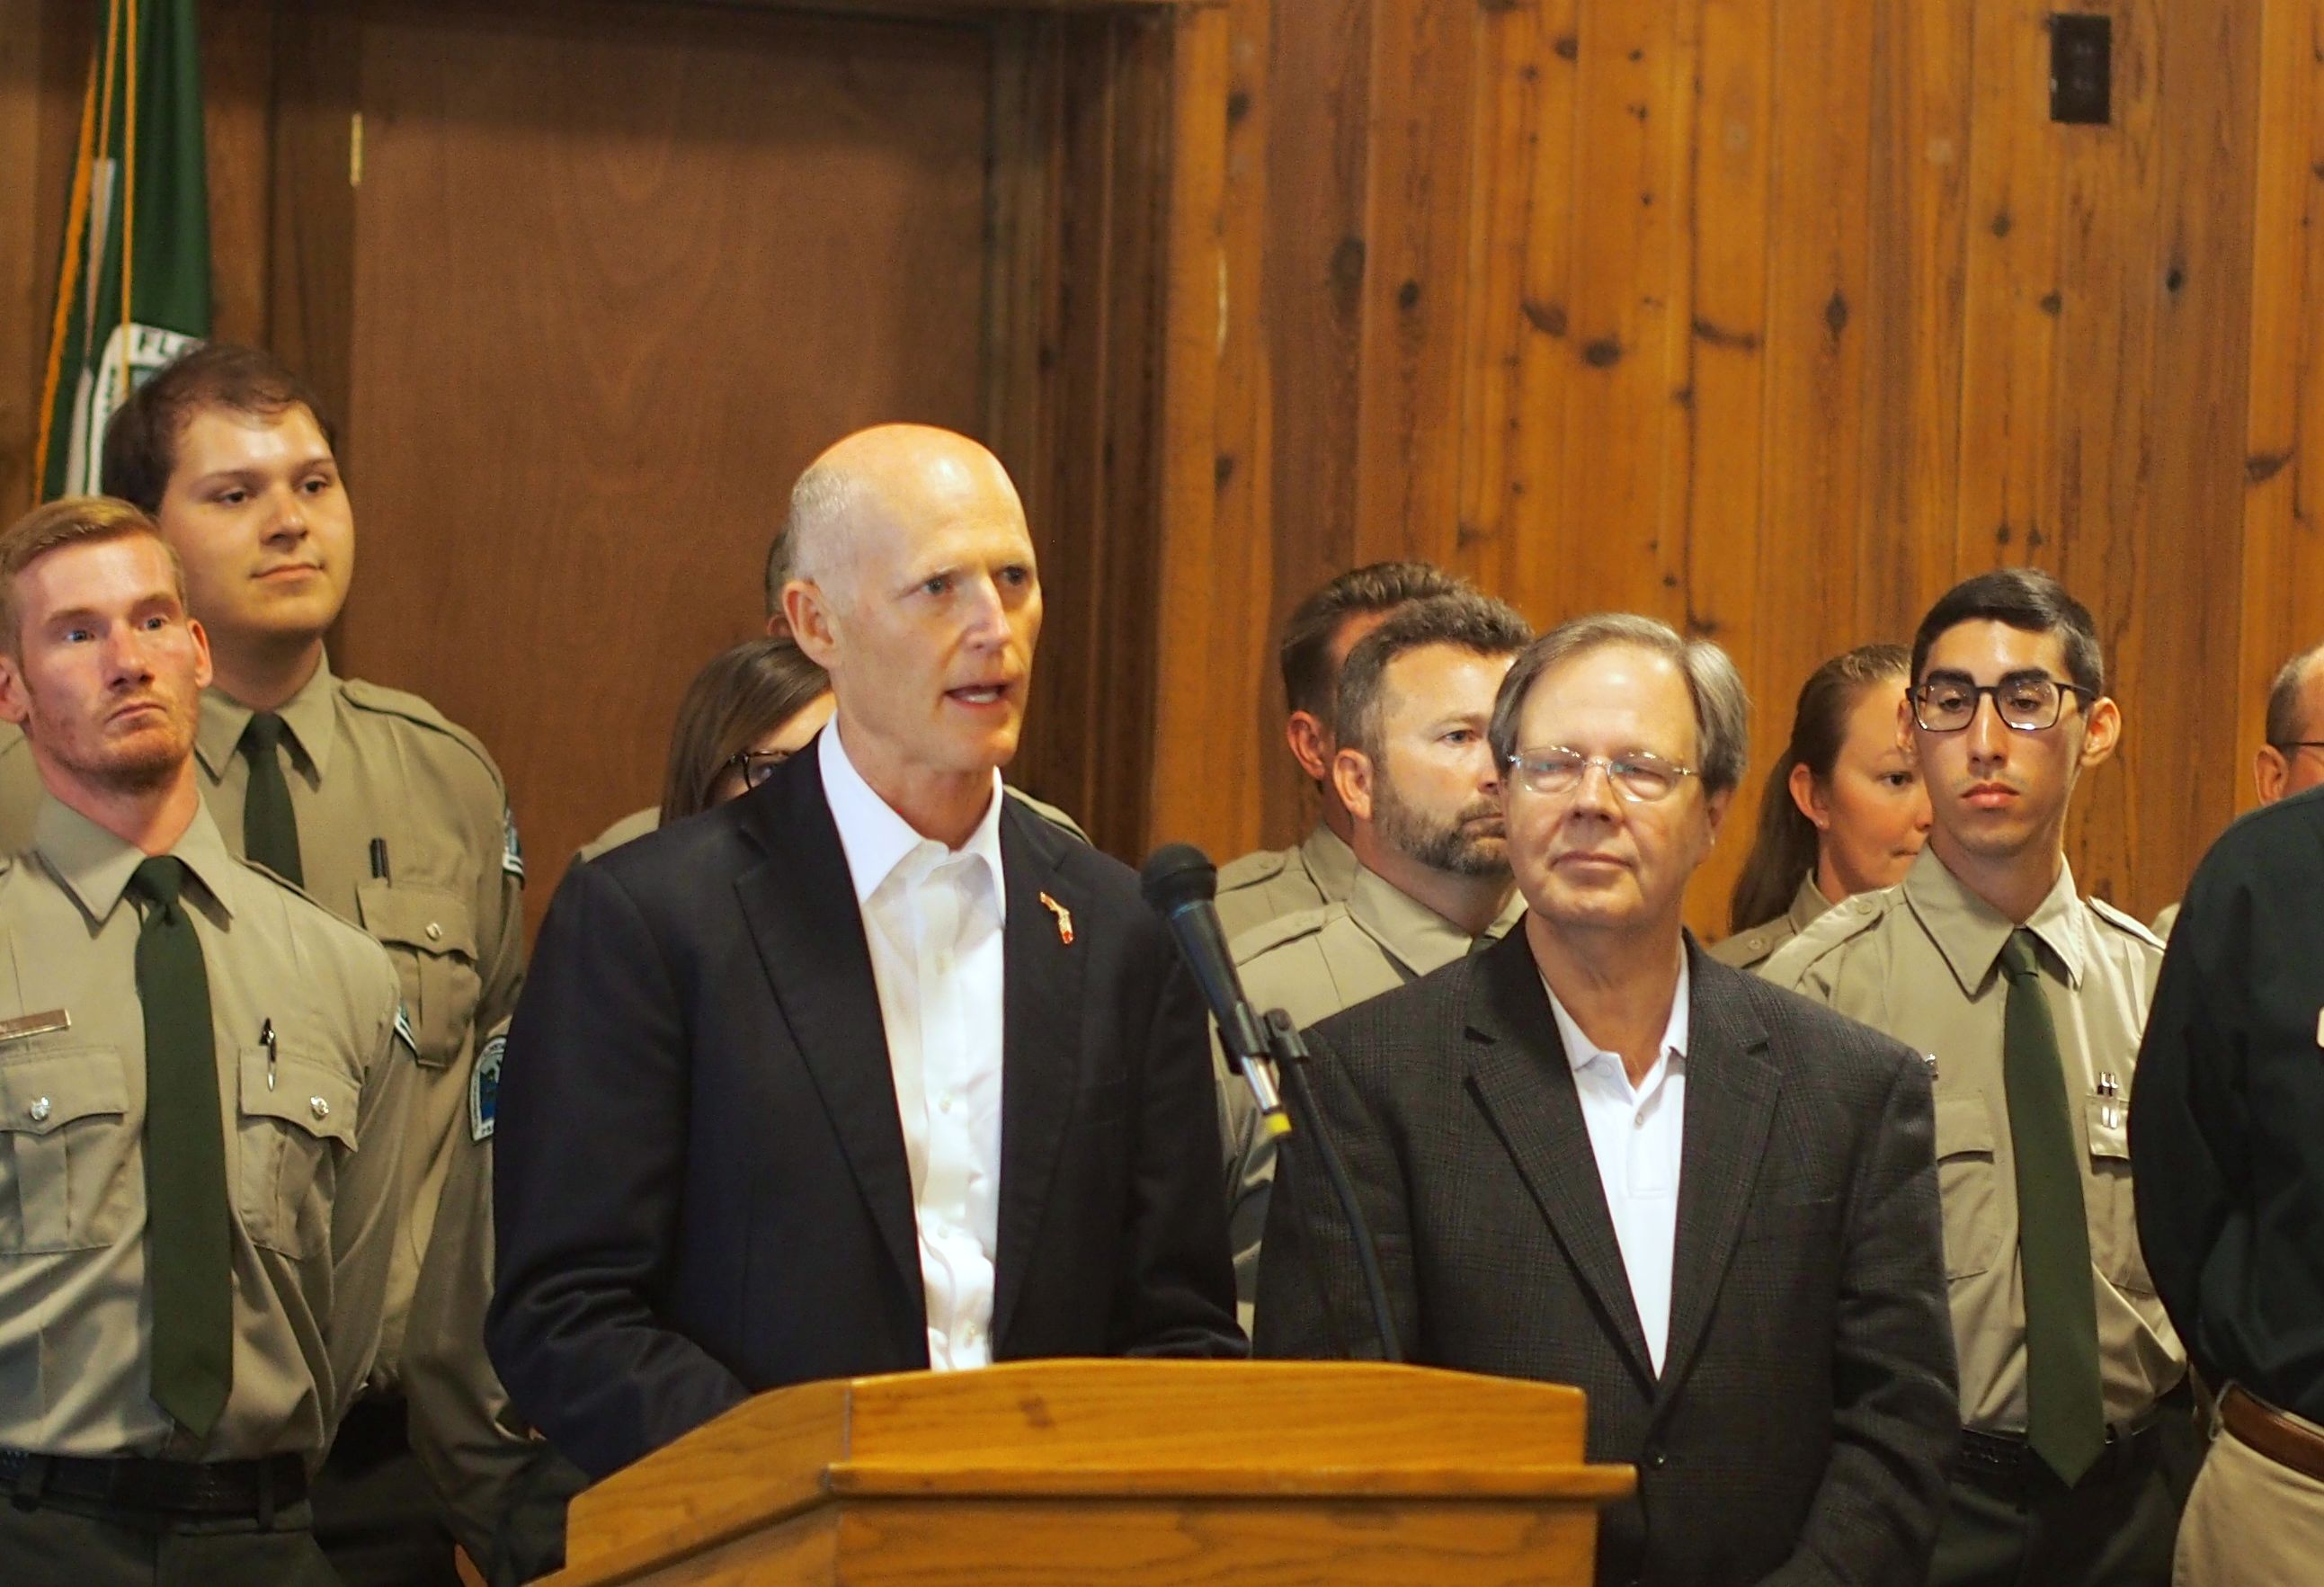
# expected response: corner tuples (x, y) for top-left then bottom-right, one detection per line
(2274, 740), (2324, 756)
(1912, 674), (2096, 734)
(721, 747), (795, 790)
(1508, 746), (1699, 803)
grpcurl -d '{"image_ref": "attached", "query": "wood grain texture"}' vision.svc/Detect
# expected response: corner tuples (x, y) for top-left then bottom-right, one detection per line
(336, 0), (990, 930)
(548, 1360), (1628, 1587)
(5, 0), (2324, 927)
(1150, 0), (2302, 931)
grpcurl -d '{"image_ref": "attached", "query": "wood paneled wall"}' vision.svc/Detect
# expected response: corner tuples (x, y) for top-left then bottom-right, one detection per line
(6, 0), (2323, 937)
(1150, 0), (2316, 932)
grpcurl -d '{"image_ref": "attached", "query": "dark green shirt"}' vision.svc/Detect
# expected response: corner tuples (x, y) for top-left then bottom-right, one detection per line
(2131, 783), (2324, 1422)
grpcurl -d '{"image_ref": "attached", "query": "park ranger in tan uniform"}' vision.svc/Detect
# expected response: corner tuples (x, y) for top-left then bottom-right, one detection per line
(1219, 592), (1531, 1320)
(1215, 561), (1467, 944)
(0, 497), (411, 1584)
(1763, 568), (2187, 1587)
(1706, 871), (1830, 971)
(0, 345), (527, 1585)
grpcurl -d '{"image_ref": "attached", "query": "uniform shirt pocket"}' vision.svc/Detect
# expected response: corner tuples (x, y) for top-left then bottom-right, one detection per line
(0, 1046), (135, 1253)
(2084, 1092), (2154, 1294)
(356, 881), (482, 1070)
(236, 1044), (359, 1258)
(1933, 1092), (2005, 1281)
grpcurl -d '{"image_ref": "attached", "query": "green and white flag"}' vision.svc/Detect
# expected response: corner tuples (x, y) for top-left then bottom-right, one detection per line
(37, 0), (211, 502)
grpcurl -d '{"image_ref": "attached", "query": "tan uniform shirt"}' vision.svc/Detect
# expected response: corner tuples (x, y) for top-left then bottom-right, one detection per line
(1214, 823), (1359, 945)
(1761, 847), (2185, 1431)
(0, 797), (408, 1461)
(1708, 873), (1833, 970)
(1218, 866), (1523, 1321)
(404, 1020), (546, 1566)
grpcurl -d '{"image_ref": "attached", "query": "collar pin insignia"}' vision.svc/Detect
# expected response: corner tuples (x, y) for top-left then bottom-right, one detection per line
(1038, 892), (1074, 945)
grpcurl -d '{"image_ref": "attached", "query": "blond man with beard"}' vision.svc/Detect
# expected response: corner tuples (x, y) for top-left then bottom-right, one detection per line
(0, 498), (410, 1585)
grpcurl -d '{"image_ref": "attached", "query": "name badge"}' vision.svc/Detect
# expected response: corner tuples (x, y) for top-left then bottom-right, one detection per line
(0, 1009), (71, 1045)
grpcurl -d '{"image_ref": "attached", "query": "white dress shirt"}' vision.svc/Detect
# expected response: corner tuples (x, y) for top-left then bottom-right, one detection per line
(820, 720), (1008, 1370)
(1543, 952), (1691, 1375)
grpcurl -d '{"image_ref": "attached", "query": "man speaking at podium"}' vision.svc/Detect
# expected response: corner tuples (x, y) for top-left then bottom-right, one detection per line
(486, 425), (1242, 1480)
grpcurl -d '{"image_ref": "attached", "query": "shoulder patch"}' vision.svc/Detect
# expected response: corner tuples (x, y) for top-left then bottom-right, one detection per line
(1216, 846), (1292, 892)
(1231, 902), (1334, 963)
(2087, 895), (2165, 950)
(470, 1030), (503, 1140)
(502, 806), (525, 882)
(394, 1003), (421, 1059)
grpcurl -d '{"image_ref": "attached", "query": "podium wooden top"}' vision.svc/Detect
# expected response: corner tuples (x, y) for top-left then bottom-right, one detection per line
(557, 1360), (1634, 1583)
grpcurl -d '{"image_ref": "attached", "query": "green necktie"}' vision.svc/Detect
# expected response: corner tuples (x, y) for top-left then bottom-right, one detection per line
(1999, 928), (2106, 1484)
(130, 856), (233, 1437)
(238, 712), (304, 887)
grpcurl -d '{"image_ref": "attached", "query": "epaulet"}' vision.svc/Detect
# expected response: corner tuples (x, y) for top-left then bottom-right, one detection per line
(236, 853), (325, 908)
(1231, 903), (1333, 964)
(1763, 887), (1892, 980)
(1002, 786), (1090, 844)
(1706, 918), (1788, 969)
(2088, 895), (2166, 950)
(340, 677), (504, 786)
(1216, 846), (1291, 892)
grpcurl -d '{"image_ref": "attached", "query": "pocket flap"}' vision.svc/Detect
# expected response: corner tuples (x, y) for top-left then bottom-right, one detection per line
(2085, 1094), (2131, 1161)
(356, 882), (476, 960)
(1934, 1094), (1995, 1159)
(237, 1046), (358, 1147)
(0, 1048), (127, 1135)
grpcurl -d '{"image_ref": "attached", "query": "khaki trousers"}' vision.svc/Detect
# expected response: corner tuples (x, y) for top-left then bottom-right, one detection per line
(2174, 1412), (2324, 1587)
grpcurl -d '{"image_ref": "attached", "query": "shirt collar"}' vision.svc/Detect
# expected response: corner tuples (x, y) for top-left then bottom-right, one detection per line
(1901, 843), (2088, 995)
(32, 793), (241, 927)
(1543, 946), (1692, 1075)
(818, 717), (1007, 919)
(1787, 871), (1835, 935)
(1299, 821), (1359, 902)
(1344, 864), (1500, 979)
(194, 650), (340, 783)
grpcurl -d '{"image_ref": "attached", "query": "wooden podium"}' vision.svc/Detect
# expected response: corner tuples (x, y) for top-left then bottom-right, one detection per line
(541, 1359), (1633, 1585)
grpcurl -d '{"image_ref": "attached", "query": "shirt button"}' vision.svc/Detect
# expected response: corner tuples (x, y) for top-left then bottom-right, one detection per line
(27, 1096), (49, 1123)
(425, 922), (444, 942)
(940, 1094), (957, 1114)
(310, 1096), (331, 1120)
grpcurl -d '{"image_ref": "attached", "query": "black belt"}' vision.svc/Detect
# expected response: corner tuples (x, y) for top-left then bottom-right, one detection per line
(1, 1448), (307, 1520)
(1952, 1386), (2189, 1495)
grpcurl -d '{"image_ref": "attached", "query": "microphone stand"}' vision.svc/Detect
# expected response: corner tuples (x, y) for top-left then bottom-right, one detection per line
(1260, 1009), (1403, 1364)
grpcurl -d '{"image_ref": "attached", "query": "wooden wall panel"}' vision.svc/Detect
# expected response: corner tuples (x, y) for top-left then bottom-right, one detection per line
(1145, 0), (2295, 934)
(2239, 0), (2324, 786)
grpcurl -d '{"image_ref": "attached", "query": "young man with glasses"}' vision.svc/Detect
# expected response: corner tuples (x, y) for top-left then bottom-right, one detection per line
(1765, 567), (2190, 1587)
(1258, 612), (1957, 1585)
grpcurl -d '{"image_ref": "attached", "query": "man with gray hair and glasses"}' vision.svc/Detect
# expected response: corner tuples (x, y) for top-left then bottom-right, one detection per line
(1257, 613), (1957, 1586)
(1765, 567), (2188, 1587)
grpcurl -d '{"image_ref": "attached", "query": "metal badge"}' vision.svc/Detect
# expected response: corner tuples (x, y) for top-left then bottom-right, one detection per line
(0, 1009), (70, 1045)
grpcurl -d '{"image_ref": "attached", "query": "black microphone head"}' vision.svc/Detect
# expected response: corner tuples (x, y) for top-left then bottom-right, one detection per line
(1140, 843), (1218, 914)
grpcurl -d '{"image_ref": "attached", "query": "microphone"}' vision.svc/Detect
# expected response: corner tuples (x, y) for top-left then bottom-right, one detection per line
(1140, 843), (1290, 1140)
(1142, 841), (1403, 1361)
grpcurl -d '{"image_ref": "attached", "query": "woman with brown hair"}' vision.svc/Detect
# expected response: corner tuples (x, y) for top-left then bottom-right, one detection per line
(657, 637), (835, 823)
(1712, 643), (1930, 969)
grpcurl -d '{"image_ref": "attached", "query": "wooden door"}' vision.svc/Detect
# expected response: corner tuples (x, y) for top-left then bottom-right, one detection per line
(335, 0), (993, 929)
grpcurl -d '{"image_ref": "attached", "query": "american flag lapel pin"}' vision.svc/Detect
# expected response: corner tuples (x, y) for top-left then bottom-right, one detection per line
(1038, 891), (1074, 945)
